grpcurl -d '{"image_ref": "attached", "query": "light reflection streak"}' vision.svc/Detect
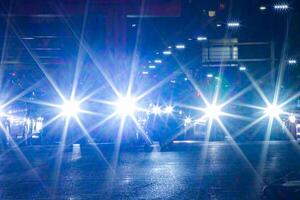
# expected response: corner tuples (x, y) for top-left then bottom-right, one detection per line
(258, 117), (274, 176)
(245, 71), (270, 105)
(74, 116), (113, 171)
(127, 0), (146, 97)
(216, 118), (263, 183)
(9, 23), (66, 101)
(0, 122), (51, 195)
(53, 117), (70, 195)
(131, 115), (152, 145)
(234, 115), (266, 138)
(198, 118), (213, 178)
(54, 3), (121, 98)
(112, 116), (126, 169)
(71, 0), (89, 101)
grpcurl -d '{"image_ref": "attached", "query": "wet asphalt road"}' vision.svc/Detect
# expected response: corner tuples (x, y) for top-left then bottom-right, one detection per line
(1, 141), (300, 200)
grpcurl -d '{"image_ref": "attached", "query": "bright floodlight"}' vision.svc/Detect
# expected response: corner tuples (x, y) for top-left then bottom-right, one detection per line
(204, 104), (222, 119)
(152, 105), (161, 115)
(164, 105), (174, 114)
(264, 104), (283, 118)
(61, 101), (80, 117)
(116, 96), (136, 116)
(288, 114), (296, 123)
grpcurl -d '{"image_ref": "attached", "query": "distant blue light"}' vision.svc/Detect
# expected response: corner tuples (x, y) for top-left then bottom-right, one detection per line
(197, 36), (207, 41)
(176, 44), (185, 49)
(259, 6), (267, 10)
(288, 59), (297, 65)
(148, 65), (156, 69)
(163, 50), (172, 55)
(239, 66), (247, 71)
(227, 22), (240, 27)
(274, 4), (289, 10)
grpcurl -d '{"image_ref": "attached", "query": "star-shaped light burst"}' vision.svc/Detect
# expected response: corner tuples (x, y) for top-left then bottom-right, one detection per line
(236, 69), (300, 177)
(264, 103), (283, 119)
(164, 105), (174, 114)
(152, 105), (162, 115)
(204, 104), (222, 119)
(184, 116), (192, 126)
(115, 96), (137, 117)
(60, 100), (81, 117)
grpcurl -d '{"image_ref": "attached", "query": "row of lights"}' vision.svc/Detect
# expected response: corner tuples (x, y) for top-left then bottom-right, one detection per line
(259, 3), (289, 11)
(288, 59), (297, 65)
(60, 98), (175, 117)
(131, 3), (290, 28)
(60, 98), (218, 119)
(56, 94), (298, 136)
(274, 4), (289, 10)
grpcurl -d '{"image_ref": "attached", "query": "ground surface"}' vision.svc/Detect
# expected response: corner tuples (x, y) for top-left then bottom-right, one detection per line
(1, 140), (300, 199)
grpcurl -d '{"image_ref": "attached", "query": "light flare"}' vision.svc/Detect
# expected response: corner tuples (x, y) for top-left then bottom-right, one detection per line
(115, 96), (137, 116)
(60, 100), (80, 117)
